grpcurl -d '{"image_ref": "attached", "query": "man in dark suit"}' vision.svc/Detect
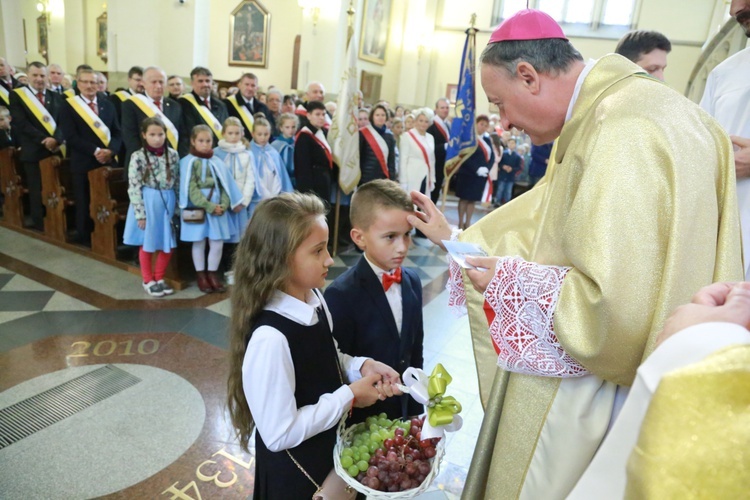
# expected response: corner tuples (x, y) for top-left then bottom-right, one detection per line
(0, 57), (20, 106)
(324, 180), (424, 423)
(109, 66), (143, 122)
(59, 68), (121, 245)
(122, 66), (188, 169)
(48, 63), (66, 94)
(224, 72), (273, 141)
(180, 66), (228, 147)
(8, 62), (64, 230)
(427, 97), (451, 204)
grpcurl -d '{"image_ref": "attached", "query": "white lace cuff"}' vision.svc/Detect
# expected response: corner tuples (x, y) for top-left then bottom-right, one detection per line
(483, 256), (588, 378)
(445, 227), (467, 316)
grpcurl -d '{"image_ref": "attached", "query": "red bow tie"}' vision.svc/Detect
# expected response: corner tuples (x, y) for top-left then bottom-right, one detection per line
(382, 268), (402, 291)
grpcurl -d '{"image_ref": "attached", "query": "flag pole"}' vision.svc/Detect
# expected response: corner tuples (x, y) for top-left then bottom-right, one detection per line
(441, 13), (477, 213)
(332, 0), (356, 257)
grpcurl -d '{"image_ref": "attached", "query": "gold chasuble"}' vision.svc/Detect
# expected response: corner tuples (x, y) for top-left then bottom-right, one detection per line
(460, 55), (743, 499)
(625, 344), (750, 498)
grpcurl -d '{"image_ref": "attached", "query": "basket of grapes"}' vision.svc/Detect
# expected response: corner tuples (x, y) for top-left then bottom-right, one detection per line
(333, 413), (445, 497)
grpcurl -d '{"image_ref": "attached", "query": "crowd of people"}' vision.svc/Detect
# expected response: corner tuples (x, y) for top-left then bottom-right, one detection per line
(2, 1), (750, 497)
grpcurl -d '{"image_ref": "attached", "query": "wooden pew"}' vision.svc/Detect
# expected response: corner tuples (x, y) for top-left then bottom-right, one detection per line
(88, 166), (129, 261)
(0, 147), (26, 228)
(40, 155), (75, 242)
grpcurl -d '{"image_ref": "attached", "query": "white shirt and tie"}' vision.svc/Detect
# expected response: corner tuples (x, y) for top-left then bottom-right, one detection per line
(364, 254), (403, 334)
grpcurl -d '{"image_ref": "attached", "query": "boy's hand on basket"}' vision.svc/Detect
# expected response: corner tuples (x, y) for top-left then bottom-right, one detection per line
(350, 374), (383, 407)
(360, 359), (404, 397)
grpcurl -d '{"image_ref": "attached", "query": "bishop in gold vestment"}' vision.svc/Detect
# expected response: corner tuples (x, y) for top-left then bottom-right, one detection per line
(409, 10), (743, 500)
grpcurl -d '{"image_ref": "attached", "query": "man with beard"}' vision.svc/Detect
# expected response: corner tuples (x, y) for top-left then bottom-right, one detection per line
(427, 97), (450, 204)
(701, 0), (750, 280)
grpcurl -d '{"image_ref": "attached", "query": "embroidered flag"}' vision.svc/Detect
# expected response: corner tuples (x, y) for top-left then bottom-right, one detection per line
(445, 25), (478, 180)
(329, 19), (360, 194)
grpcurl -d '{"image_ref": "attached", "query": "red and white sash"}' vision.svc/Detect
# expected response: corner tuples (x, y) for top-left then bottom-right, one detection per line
(433, 115), (449, 141)
(481, 176), (493, 203)
(408, 129), (433, 191)
(296, 126), (333, 169)
(360, 125), (389, 178)
(477, 137), (491, 163)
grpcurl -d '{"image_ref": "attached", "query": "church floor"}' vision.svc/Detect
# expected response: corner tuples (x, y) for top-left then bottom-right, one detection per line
(0, 200), (492, 499)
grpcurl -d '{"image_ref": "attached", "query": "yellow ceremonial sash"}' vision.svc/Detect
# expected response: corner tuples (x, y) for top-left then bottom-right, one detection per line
(67, 96), (110, 147)
(0, 85), (9, 105)
(64, 89), (75, 99)
(114, 90), (131, 102)
(130, 95), (179, 150)
(226, 95), (254, 132)
(13, 87), (56, 136)
(180, 94), (223, 140)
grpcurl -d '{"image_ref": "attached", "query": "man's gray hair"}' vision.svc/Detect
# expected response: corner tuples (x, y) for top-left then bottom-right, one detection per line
(480, 39), (583, 77)
(435, 97), (450, 107)
(143, 66), (167, 79)
(267, 88), (283, 98)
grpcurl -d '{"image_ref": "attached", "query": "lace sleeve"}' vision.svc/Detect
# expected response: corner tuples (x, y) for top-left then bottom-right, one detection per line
(445, 227), (467, 316)
(483, 256), (588, 378)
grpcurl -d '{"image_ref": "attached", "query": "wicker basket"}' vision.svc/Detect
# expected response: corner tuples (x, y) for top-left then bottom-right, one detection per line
(332, 414), (446, 499)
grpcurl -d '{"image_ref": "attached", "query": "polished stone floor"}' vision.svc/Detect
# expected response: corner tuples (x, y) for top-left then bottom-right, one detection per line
(0, 200), (493, 499)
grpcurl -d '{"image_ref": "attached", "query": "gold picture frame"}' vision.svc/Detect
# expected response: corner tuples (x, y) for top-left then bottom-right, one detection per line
(360, 70), (382, 104)
(359, 0), (392, 65)
(37, 14), (49, 61)
(229, 0), (270, 68)
(96, 11), (108, 63)
(446, 84), (458, 105)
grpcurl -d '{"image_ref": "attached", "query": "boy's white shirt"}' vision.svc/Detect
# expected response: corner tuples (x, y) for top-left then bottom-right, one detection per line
(243, 289), (367, 452)
(364, 253), (403, 334)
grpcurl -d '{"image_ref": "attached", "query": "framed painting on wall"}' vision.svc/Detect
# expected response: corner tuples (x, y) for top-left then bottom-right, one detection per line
(37, 14), (48, 61)
(359, 0), (392, 65)
(360, 70), (382, 104)
(229, 0), (270, 68)
(446, 84), (458, 105)
(96, 11), (108, 62)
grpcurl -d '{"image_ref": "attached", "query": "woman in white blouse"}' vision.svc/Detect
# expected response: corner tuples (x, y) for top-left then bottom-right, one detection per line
(398, 108), (436, 195)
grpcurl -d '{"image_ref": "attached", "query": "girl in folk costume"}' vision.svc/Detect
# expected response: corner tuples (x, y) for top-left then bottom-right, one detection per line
(293, 100), (334, 204)
(249, 115), (293, 215)
(179, 125), (243, 294)
(226, 192), (399, 500)
(214, 117), (255, 243)
(454, 115), (495, 229)
(358, 104), (396, 186)
(123, 117), (180, 298)
(270, 112), (298, 187)
(398, 107), (436, 196)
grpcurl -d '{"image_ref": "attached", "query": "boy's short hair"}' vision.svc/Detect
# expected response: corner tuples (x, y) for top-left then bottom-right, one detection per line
(350, 179), (413, 230)
(305, 100), (326, 113)
(615, 30), (672, 63)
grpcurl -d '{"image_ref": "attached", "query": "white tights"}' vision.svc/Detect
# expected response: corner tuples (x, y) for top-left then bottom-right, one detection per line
(192, 239), (224, 272)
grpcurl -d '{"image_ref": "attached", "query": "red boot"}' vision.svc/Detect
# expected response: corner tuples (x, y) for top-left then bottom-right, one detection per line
(196, 271), (213, 293)
(207, 271), (226, 293)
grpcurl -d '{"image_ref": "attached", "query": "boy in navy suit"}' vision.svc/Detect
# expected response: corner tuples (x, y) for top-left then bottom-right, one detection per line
(325, 179), (424, 422)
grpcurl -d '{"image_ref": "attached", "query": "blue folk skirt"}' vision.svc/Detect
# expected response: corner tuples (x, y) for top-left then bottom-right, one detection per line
(226, 205), (250, 244)
(123, 187), (177, 253)
(179, 187), (234, 242)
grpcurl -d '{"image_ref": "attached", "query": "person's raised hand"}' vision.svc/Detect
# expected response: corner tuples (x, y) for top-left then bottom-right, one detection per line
(730, 136), (750, 179)
(350, 373), (383, 407)
(406, 190), (452, 250)
(657, 282), (750, 346)
(465, 256), (500, 293)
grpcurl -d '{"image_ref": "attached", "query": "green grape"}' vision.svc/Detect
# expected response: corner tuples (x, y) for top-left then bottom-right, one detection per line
(378, 412), (387, 419)
(347, 465), (359, 477)
(379, 429), (389, 439)
(377, 418), (388, 427)
(358, 445), (369, 455)
(352, 452), (360, 461)
(340, 456), (353, 468)
(341, 448), (353, 457)
(360, 452), (370, 462)
(368, 441), (379, 453)
(357, 460), (369, 472)
(369, 423), (378, 432)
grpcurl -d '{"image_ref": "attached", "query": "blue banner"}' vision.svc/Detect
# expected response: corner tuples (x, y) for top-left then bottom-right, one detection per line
(445, 27), (478, 179)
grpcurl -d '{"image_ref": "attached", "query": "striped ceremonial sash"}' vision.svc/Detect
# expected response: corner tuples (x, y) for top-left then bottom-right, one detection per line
(360, 125), (389, 178)
(408, 129), (433, 191)
(114, 90), (131, 102)
(130, 95), (179, 150)
(477, 137), (491, 163)
(226, 95), (254, 132)
(0, 85), (8, 105)
(180, 94), (223, 140)
(14, 87), (56, 136)
(296, 126), (332, 169)
(64, 89), (75, 99)
(67, 96), (111, 146)
(434, 116), (449, 141)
